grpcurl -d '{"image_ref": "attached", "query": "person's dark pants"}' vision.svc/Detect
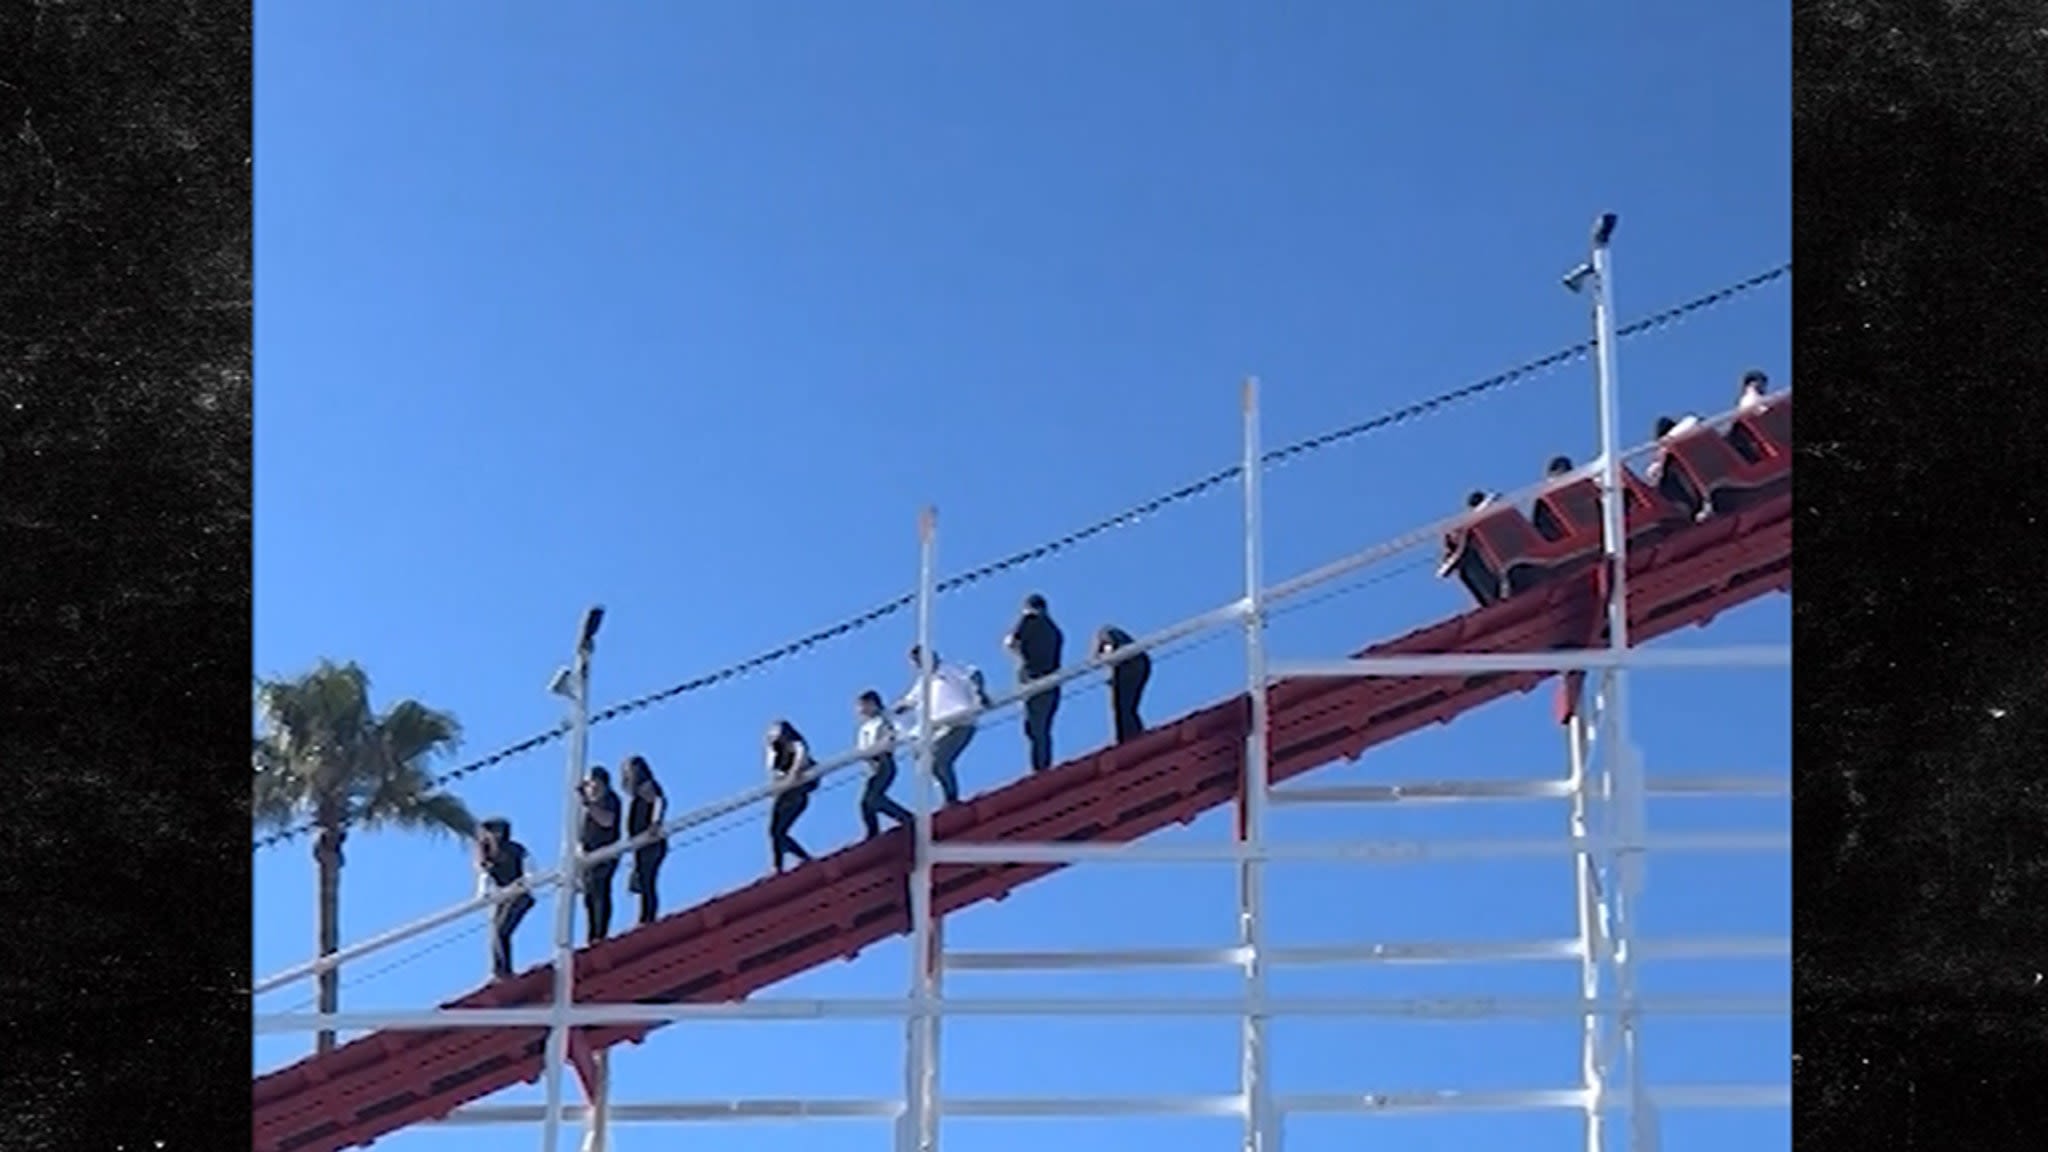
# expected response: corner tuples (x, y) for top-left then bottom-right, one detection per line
(491, 890), (535, 978)
(582, 857), (618, 943)
(861, 756), (915, 837)
(1111, 665), (1150, 743)
(929, 724), (974, 804)
(1022, 685), (1060, 772)
(769, 787), (814, 872)
(629, 842), (666, 925)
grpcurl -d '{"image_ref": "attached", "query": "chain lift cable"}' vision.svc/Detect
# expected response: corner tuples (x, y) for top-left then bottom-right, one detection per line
(268, 552), (1433, 1006)
(252, 261), (1788, 852)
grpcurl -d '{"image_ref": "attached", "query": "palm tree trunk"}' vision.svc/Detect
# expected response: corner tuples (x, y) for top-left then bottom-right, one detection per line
(314, 823), (345, 1055)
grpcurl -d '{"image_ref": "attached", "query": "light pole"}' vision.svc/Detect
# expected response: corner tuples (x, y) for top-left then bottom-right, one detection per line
(1564, 212), (1654, 1152)
(542, 606), (605, 1152)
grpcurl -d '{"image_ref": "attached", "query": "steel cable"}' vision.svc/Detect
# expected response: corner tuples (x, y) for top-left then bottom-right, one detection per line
(253, 261), (1786, 851)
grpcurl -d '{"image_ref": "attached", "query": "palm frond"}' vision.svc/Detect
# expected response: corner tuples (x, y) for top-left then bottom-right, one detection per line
(252, 661), (469, 839)
(252, 736), (307, 830)
(365, 786), (478, 841)
(358, 750), (476, 837)
(377, 699), (463, 765)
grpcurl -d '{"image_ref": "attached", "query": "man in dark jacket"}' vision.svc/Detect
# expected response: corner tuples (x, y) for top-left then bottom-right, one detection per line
(1004, 593), (1065, 772)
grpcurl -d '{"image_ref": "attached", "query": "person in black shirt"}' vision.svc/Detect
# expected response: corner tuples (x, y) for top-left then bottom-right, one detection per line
(765, 720), (818, 874)
(1004, 593), (1065, 772)
(475, 818), (534, 979)
(620, 755), (667, 926)
(1096, 625), (1151, 743)
(578, 765), (623, 943)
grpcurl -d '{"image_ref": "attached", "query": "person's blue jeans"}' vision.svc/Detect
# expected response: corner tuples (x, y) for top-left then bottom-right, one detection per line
(928, 724), (974, 804)
(861, 755), (915, 836)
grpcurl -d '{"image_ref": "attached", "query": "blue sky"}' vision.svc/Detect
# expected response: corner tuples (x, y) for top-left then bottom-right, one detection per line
(252, 3), (1789, 1150)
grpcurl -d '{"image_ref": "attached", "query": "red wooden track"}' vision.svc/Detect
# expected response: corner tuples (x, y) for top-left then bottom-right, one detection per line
(254, 443), (1791, 1152)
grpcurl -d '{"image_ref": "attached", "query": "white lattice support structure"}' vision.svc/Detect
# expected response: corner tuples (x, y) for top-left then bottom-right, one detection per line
(1567, 711), (1612, 1152)
(251, 224), (1790, 1152)
(1581, 213), (1656, 1152)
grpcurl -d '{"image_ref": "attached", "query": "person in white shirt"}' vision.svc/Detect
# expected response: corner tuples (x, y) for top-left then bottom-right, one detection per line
(894, 646), (979, 805)
(855, 690), (915, 837)
(1647, 414), (1705, 516)
(764, 720), (818, 874)
(1737, 369), (1771, 412)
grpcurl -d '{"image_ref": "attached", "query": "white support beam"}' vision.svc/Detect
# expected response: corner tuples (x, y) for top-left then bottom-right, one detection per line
(1266, 645), (1790, 680)
(925, 832), (1788, 866)
(1238, 375), (1275, 1152)
(580, 1047), (609, 1152)
(542, 609), (600, 1152)
(1280, 1083), (1789, 1116)
(438, 1100), (906, 1126)
(1269, 774), (1788, 806)
(947, 1095), (1248, 1119)
(1566, 715), (1610, 1152)
(1582, 214), (1657, 1152)
(942, 935), (1786, 972)
(256, 995), (1787, 1033)
(905, 506), (940, 1152)
(431, 1085), (1787, 1129)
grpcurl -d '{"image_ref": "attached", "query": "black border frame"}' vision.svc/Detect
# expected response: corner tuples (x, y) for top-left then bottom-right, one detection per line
(5, 1), (2047, 1147)
(1, 2), (252, 1147)
(1794, 0), (2048, 1147)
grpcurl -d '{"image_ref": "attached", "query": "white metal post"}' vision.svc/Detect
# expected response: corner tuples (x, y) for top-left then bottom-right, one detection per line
(1565, 714), (1609, 1152)
(580, 1049), (609, 1152)
(1238, 378), (1273, 1152)
(905, 506), (940, 1152)
(1577, 214), (1653, 1152)
(543, 608), (602, 1152)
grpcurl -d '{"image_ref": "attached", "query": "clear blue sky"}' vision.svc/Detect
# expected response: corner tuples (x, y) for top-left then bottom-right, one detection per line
(253, 3), (1789, 1150)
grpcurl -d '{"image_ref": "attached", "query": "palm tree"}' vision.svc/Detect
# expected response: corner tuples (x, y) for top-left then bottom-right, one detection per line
(252, 660), (476, 1056)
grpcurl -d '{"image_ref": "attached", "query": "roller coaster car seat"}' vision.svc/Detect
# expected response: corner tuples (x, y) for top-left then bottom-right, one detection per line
(1462, 504), (1598, 598)
(1662, 422), (1787, 517)
(1727, 397), (1793, 463)
(1618, 467), (1690, 533)
(1533, 472), (1686, 545)
(1442, 532), (1502, 607)
(1532, 478), (1600, 542)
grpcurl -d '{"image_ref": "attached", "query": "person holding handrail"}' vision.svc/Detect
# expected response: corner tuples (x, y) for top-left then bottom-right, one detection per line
(855, 690), (916, 838)
(1095, 625), (1151, 743)
(475, 817), (534, 979)
(764, 720), (818, 873)
(620, 755), (667, 925)
(577, 766), (622, 943)
(1003, 592), (1065, 772)
(895, 646), (980, 805)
